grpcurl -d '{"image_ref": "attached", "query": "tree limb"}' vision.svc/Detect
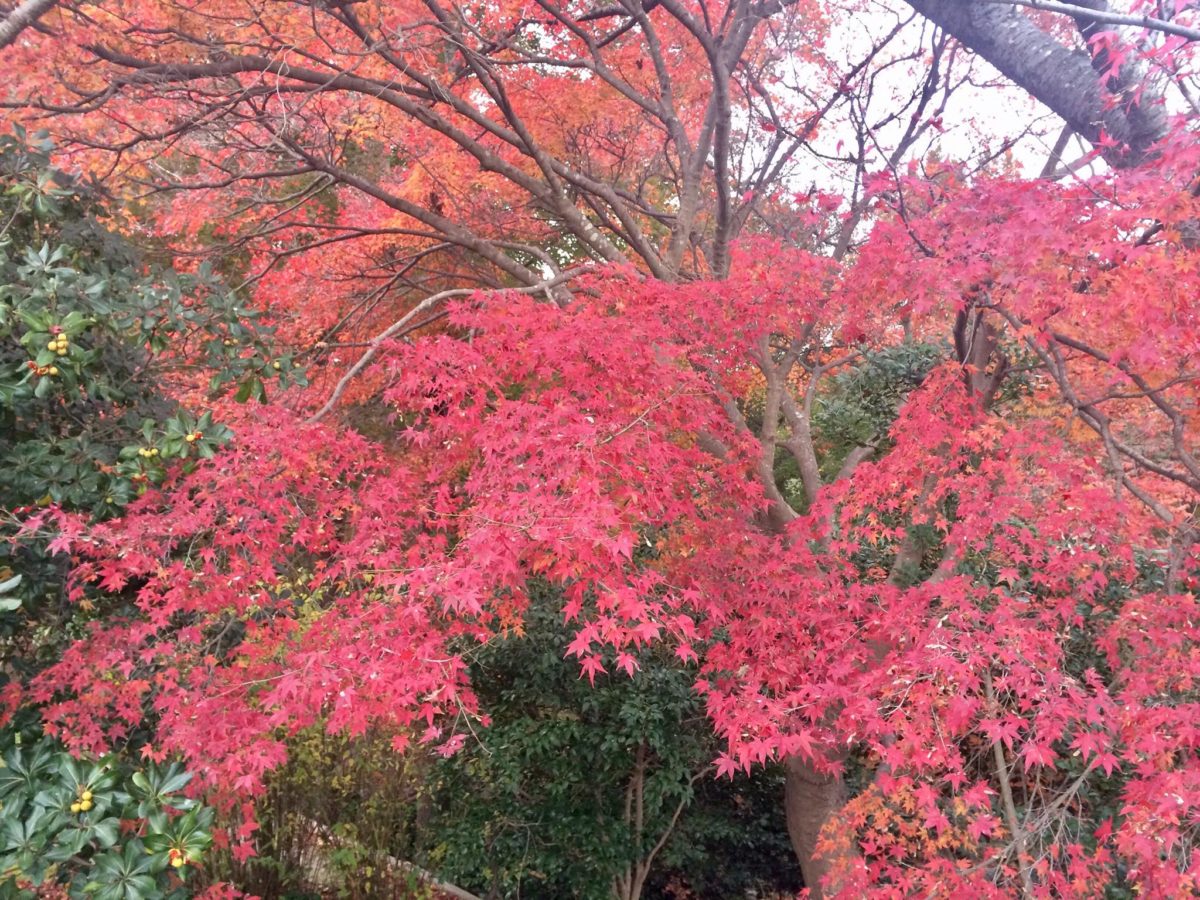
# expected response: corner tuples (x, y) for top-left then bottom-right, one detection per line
(904, 0), (1168, 163)
(306, 267), (592, 424)
(0, 0), (55, 51)
(981, 0), (1200, 43)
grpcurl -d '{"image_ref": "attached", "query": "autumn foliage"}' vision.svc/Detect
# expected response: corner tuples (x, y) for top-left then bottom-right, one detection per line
(28, 157), (1200, 892)
(4, 0), (1200, 896)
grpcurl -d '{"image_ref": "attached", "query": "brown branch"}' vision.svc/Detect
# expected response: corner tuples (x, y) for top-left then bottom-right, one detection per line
(984, 671), (1036, 899)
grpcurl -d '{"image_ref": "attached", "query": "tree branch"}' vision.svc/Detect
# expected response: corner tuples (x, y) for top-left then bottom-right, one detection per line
(904, 0), (1168, 163)
(0, 0), (55, 51)
(980, 0), (1200, 43)
(306, 267), (592, 424)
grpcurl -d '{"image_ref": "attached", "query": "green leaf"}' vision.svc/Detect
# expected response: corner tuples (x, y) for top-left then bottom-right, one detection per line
(158, 768), (191, 796)
(92, 817), (120, 848)
(233, 377), (256, 403)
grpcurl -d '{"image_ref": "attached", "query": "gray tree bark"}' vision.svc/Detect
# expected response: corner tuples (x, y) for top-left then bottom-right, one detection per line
(904, 0), (1168, 164)
(0, 0), (57, 52)
(784, 757), (850, 900)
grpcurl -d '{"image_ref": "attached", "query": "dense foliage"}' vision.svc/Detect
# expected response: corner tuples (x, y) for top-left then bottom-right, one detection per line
(427, 590), (799, 900)
(0, 130), (288, 894)
(3, 0), (1200, 897)
(221, 593), (798, 899)
(0, 744), (213, 899)
(0, 127), (279, 670)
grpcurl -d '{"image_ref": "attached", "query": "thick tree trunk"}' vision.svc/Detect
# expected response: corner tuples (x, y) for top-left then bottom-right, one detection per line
(0, 0), (56, 51)
(784, 756), (849, 899)
(904, 0), (1168, 164)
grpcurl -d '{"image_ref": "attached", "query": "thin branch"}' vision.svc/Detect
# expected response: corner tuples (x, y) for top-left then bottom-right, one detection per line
(979, 0), (1200, 43)
(984, 671), (1035, 900)
(306, 267), (592, 424)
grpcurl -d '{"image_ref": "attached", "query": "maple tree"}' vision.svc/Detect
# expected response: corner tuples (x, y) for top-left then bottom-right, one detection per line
(3, 0), (1200, 897)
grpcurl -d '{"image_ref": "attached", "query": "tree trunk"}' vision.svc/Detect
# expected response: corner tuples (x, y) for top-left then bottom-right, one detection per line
(904, 0), (1167, 164)
(0, 0), (56, 51)
(784, 755), (849, 899)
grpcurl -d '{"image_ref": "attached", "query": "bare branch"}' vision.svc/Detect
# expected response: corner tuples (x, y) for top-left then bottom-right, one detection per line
(980, 0), (1200, 43)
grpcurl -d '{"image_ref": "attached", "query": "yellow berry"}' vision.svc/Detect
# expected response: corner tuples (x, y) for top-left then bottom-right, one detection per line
(70, 802), (81, 813)
(81, 790), (93, 801)
(56, 347), (68, 356)
(79, 799), (92, 811)
(272, 361), (281, 370)
(171, 856), (185, 868)
(185, 433), (196, 443)
(48, 366), (59, 376)
(46, 340), (58, 351)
